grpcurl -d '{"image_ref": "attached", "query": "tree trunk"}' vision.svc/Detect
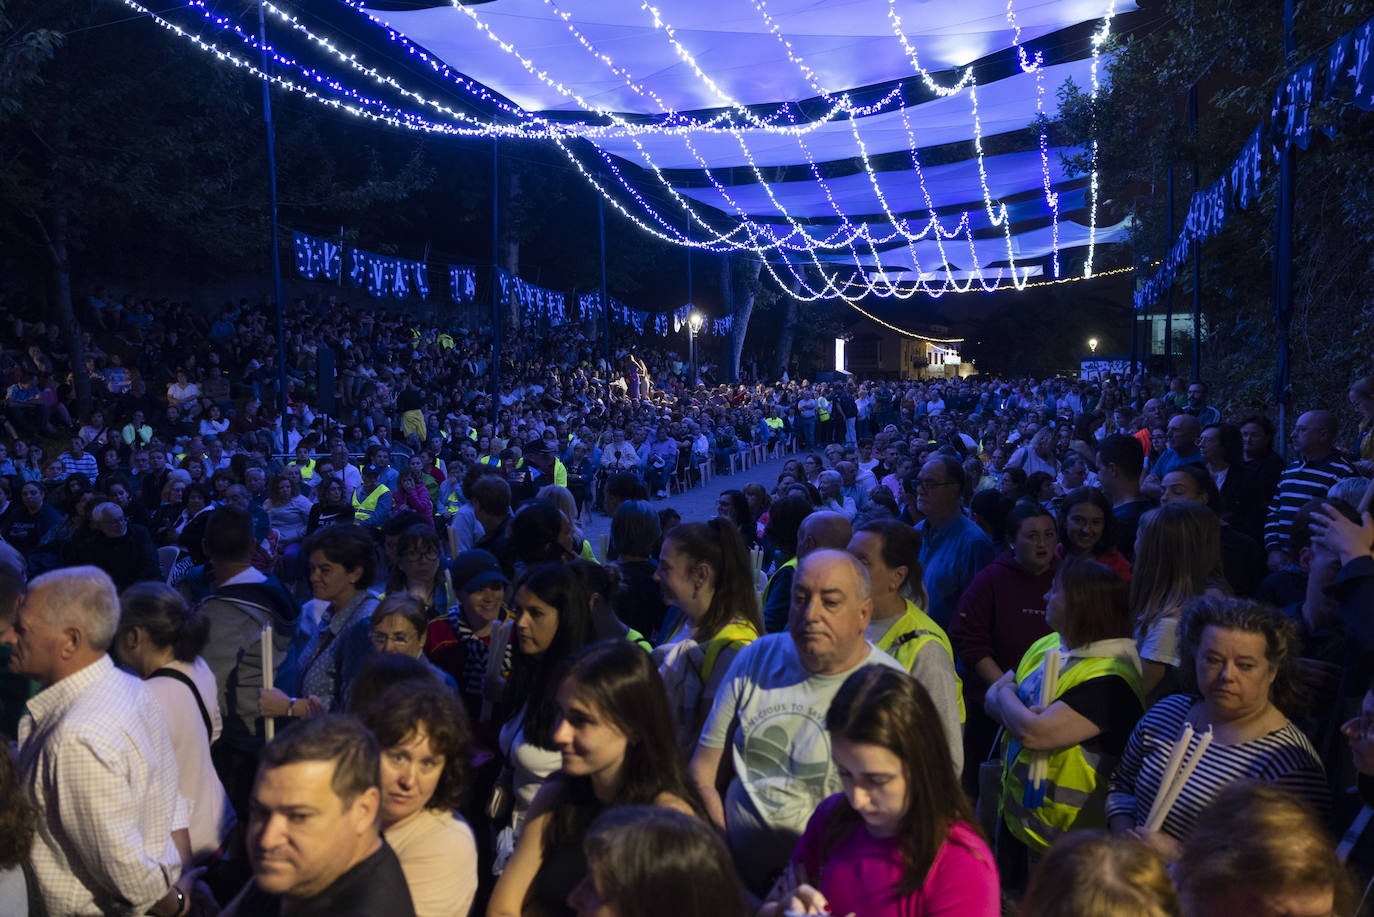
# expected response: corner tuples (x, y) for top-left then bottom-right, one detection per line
(771, 262), (801, 381)
(726, 256), (762, 382)
(44, 204), (89, 416)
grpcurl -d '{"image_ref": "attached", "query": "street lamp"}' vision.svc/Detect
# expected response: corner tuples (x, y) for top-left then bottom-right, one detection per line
(1088, 337), (1099, 354)
(688, 310), (704, 387)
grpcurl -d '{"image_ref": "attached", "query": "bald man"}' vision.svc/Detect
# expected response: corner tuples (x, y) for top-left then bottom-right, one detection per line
(689, 549), (909, 893)
(1142, 413), (1204, 497)
(1264, 410), (1356, 569)
(796, 510), (853, 558)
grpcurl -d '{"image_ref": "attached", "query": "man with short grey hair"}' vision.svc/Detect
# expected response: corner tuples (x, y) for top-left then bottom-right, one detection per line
(4, 567), (195, 917)
(60, 501), (160, 590)
(689, 549), (909, 893)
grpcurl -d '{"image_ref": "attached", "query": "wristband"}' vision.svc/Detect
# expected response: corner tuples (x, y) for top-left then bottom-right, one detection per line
(287, 697), (297, 717)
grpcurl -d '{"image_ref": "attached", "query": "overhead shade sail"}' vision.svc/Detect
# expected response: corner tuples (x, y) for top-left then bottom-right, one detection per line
(815, 216), (1133, 272)
(129, 0), (1136, 299)
(674, 147), (1082, 221)
(588, 58), (1101, 169)
(364, 1), (1126, 116)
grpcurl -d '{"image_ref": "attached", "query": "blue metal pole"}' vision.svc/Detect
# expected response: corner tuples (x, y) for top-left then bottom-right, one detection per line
(599, 195), (611, 371)
(491, 137), (501, 428)
(257, 1), (289, 445)
(1274, 0), (1296, 456)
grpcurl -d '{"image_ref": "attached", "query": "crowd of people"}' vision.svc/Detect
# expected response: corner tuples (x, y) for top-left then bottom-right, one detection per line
(1, 285), (1373, 917)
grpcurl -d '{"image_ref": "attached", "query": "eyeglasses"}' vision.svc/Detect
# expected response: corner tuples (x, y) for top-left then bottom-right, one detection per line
(912, 478), (956, 491)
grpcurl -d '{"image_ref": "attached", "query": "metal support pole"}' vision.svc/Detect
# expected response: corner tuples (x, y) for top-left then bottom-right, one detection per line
(257, 1), (289, 445)
(490, 137), (501, 428)
(1274, 0), (1297, 457)
(599, 194), (611, 372)
(1164, 164), (1175, 379)
(1189, 82), (1201, 383)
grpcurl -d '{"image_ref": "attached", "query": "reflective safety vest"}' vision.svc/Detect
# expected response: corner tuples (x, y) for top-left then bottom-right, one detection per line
(553, 458), (567, 488)
(351, 484), (390, 525)
(467, 428), (479, 442)
(438, 333), (455, 350)
(817, 397), (832, 422)
(760, 556), (798, 612)
(478, 455), (500, 467)
(875, 600), (965, 723)
(701, 621), (760, 684)
(293, 457), (316, 482)
(442, 487), (463, 517)
(765, 417), (784, 431)
(1000, 633), (1144, 853)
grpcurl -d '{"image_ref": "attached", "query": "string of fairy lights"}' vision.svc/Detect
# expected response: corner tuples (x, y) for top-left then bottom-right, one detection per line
(120, 0), (1119, 302)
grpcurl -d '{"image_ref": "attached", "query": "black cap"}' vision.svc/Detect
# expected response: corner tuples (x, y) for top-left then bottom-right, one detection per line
(450, 549), (508, 593)
(524, 438), (554, 454)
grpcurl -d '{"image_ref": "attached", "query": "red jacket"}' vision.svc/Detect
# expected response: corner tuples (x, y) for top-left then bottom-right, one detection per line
(950, 551), (1057, 695)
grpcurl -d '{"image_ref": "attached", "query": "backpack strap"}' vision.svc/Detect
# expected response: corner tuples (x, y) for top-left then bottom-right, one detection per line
(150, 666), (213, 740)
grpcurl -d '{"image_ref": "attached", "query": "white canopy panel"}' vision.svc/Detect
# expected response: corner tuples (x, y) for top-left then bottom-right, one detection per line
(674, 147), (1080, 220)
(364, 1), (1132, 116)
(586, 58), (1101, 169)
(814, 216), (1132, 272)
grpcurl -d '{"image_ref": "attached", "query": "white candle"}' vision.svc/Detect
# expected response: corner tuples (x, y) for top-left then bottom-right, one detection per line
(261, 625), (275, 742)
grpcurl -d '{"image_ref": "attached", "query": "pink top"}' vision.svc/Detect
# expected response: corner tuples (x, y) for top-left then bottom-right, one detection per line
(792, 795), (999, 917)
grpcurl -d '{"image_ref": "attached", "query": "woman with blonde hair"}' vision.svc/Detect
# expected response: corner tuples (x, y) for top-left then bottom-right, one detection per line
(1021, 832), (1179, 917)
(1130, 502), (1223, 701)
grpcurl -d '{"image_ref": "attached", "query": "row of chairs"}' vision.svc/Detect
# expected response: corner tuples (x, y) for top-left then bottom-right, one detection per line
(665, 435), (795, 496)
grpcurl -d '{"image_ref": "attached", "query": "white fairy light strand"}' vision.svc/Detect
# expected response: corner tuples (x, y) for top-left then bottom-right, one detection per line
(129, 0), (1115, 299)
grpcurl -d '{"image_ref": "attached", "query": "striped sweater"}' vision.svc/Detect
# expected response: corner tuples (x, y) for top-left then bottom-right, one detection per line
(1105, 694), (1328, 841)
(1263, 454), (1356, 553)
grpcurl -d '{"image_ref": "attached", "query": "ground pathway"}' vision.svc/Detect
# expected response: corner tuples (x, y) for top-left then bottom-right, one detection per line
(578, 448), (799, 551)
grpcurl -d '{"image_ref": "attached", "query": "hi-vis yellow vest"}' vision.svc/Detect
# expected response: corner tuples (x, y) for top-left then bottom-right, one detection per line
(1000, 633), (1143, 853)
(761, 556), (797, 611)
(702, 621), (760, 683)
(765, 417), (784, 431)
(875, 599), (965, 722)
(294, 457), (316, 482)
(817, 397), (832, 421)
(351, 484), (390, 524)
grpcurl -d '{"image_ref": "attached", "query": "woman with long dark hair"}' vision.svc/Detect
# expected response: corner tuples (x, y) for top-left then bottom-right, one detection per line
(762, 666), (999, 917)
(495, 564), (596, 843)
(569, 806), (750, 917)
(489, 640), (703, 917)
(1056, 486), (1131, 581)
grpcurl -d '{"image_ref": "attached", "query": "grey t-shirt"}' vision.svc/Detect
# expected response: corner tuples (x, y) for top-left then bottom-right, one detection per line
(698, 634), (905, 892)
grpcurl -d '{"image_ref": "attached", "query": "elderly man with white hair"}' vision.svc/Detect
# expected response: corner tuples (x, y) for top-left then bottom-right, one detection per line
(816, 470), (857, 522)
(4, 566), (198, 917)
(689, 549), (915, 893)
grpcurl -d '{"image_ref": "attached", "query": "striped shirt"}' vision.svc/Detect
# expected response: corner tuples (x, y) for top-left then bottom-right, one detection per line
(1105, 694), (1328, 841)
(1263, 454), (1356, 553)
(18, 655), (187, 916)
(60, 450), (99, 481)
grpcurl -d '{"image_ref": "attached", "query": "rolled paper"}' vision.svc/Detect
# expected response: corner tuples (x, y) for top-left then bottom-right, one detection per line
(1146, 726), (1214, 833)
(261, 625), (275, 742)
(1145, 722), (1194, 829)
(447, 523), (458, 557)
(598, 535), (608, 561)
(442, 567), (455, 611)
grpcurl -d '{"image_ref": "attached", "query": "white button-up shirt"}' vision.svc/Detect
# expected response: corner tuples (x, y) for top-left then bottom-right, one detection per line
(18, 655), (187, 916)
